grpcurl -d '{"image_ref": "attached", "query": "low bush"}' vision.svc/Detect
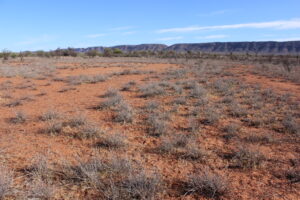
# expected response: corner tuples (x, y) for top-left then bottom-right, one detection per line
(96, 94), (123, 110)
(10, 111), (27, 124)
(282, 115), (299, 135)
(113, 102), (134, 123)
(186, 169), (229, 199)
(146, 113), (169, 137)
(96, 133), (127, 149)
(0, 165), (13, 199)
(139, 83), (166, 98)
(232, 146), (265, 169)
(43, 121), (63, 135)
(40, 110), (61, 121)
(120, 81), (136, 91)
(27, 178), (56, 199)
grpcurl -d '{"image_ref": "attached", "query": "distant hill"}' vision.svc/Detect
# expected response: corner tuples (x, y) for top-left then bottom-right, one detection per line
(74, 41), (300, 54)
(75, 44), (167, 53)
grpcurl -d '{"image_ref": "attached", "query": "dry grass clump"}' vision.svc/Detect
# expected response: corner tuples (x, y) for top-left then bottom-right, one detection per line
(25, 155), (57, 199)
(27, 178), (56, 200)
(157, 134), (207, 161)
(40, 109), (61, 121)
(212, 79), (232, 95)
(64, 115), (103, 139)
(282, 115), (299, 135)
(5, 95), (35, 107)
(5, 99), (23, 107)
(10, 111), (27, 124)
(95, 132), (127, 149)
(187, 118), (201, 133)
(28, 154), (52, 181)
(146, 113), (169, 137)
(201, 107), (220, 125)
(119, 170), (162, 200)
(180, 142), (207, 161)
(58, 86), (76, 93)
(172, 96), (186, 105)
(185, 169), (229, 199)
(43, 121), (63, 135)
(41, 114), (102, 139)
(144, 101), (160, 112)
(76, 124), (103, 139)
(139, 83), (166, 98)
(222, 123), (241, 141)
(0, 64), (55, 79)
(120, 81), (136, 91)
(102, 88), (119, 98)
(232, 146), (265, 169)
(96, 93), (123, 110)
(66, 74), (107, 85)
(113, 101), (134, 123)
(223, 123), (241, 134)
(157, 134), (190, 154)
(244, 133), (274, 144)
(171, 84), (183, 94)
(228, 103), (248, 118)
(0, 165), (13, 199)
(59, 155), (162, 199)
(285, 169), (300, 183)
(97, 90), (134, 123)
(190, 84), (207, 98)
(66, 114), (88, 127)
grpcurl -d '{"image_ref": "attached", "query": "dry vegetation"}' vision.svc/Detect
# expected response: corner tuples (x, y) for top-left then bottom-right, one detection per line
(0, 55), (299, 199)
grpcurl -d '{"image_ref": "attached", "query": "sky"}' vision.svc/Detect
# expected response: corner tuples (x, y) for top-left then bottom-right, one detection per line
(1, 0), (300, 51)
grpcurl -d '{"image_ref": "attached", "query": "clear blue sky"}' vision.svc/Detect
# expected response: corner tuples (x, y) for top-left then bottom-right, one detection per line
(1, 0), (300, 51)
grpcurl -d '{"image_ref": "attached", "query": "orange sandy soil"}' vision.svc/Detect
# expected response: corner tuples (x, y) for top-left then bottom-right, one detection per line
(230, 65), (300, 102)
(0, 58), (299, 199)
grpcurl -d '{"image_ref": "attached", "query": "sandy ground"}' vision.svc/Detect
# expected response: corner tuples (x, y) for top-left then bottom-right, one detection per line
(0, 58), (299, 199)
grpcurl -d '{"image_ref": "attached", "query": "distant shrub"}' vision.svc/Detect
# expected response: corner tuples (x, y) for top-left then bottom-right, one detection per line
(66, 74), (107, 85)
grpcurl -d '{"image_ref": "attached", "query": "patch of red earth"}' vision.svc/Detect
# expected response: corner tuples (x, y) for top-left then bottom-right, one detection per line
(230, 65), (300, 102)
